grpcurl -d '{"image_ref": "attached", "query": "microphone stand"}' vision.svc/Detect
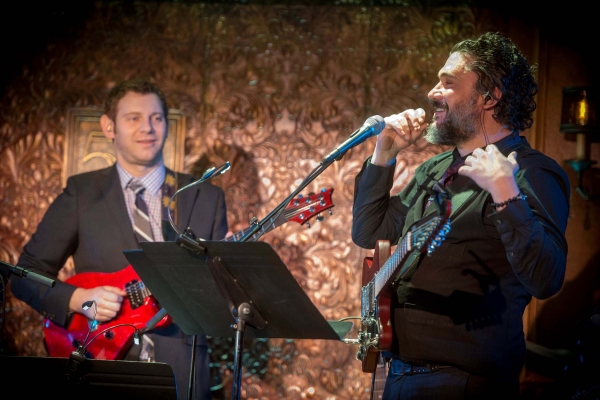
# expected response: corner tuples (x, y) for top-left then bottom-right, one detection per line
(238, 159), (334, 243)
(225, 123), (378, 397)
(238, 115), (382, 243)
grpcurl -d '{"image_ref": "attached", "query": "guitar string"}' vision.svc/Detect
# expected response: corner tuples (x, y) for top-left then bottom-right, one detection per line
(373, 219), (444, 293)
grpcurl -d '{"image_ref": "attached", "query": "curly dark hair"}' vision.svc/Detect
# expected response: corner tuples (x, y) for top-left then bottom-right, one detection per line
(104, 78), (169, 123)
(451, 32), (538, 132)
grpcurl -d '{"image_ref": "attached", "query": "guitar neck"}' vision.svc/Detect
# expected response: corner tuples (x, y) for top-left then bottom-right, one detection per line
(223, 215), (286, 242)
(222, 197), (329, 242)
(374, 231), (412, 296)
(372, 211), (449, 297)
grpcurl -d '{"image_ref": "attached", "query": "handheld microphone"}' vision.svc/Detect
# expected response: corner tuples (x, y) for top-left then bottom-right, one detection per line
(0, 260), (56, 287)
(321, 115), (386, 164)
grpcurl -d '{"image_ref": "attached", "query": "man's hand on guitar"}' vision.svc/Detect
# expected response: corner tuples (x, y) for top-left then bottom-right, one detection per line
(69, 286), (127, 321)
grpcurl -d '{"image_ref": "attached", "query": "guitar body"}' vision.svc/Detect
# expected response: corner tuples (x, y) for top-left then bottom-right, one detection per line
(360, 240), (392, 373)
(43, 264), (171, 360)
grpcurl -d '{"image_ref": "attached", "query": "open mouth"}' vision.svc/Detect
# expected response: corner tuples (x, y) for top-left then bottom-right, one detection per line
(432, 100), (448, 113)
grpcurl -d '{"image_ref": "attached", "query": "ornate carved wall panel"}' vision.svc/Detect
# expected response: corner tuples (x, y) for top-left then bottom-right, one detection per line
(0, 2), (503, 398)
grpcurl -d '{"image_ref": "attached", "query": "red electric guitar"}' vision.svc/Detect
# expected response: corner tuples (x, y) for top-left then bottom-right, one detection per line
(356, 196), (452, 374)
(44, 188), (335, 360)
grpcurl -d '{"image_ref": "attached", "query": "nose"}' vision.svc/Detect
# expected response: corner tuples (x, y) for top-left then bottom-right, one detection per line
(428, 83), (443, 100)
(139, 117), (153, 133)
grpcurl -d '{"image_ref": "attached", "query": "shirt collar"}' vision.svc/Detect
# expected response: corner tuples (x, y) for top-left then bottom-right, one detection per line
(452, 130), (521, 163)
(116, 162), (166, 196)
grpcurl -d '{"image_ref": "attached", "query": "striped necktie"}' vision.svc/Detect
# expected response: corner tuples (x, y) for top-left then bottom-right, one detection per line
(128, 179), (154, 242)
(127, 179), (156, 362)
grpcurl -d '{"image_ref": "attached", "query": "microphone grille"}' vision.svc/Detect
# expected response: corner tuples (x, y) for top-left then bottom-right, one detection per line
(365, 115), (386, 134)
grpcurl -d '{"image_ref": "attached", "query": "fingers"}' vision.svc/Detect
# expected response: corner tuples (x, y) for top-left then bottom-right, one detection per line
(84, 286), (126, 321)
(384, 109), (427, 132)
(105, 285), (128, 297)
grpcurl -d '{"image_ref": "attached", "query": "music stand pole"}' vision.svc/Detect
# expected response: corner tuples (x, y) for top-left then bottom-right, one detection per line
(205, 255), (267, 400)
(187, 334), (198, 400)
(231, 304), (248, 400)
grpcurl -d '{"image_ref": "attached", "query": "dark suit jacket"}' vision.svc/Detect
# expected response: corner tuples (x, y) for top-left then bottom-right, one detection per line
(11, 164), (228, 400)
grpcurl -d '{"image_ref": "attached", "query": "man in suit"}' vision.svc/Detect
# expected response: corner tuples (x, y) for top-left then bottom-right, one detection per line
(10, 79), (228, 400)
(352, 32), (570, 399)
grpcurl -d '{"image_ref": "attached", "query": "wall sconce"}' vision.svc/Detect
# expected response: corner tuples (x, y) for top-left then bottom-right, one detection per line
(560, 86), (598, 200)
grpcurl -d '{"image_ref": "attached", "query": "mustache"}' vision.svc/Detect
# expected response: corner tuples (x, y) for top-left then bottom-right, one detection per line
(431, 100), (448, 110)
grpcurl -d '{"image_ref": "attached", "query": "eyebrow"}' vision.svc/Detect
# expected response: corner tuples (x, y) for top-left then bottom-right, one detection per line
(122, 111), (164, 117)
(439, 71), (457, 80)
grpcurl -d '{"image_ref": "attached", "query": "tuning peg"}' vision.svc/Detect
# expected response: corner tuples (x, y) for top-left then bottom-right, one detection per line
(316, 215), (324, 222)
(306, 221), (311, 228)
(329, 209), (333, 215)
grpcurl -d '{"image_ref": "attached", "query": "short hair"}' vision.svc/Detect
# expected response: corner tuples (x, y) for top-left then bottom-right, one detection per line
(103, 79), (169, 122)
(451, 32), (538, 132)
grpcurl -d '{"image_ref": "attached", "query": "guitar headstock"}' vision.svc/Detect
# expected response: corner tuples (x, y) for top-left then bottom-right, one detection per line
(284, 188), (334, 227)
(411, 196), (452, 256)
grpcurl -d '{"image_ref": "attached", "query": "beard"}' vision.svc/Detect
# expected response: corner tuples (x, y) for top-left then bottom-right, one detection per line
(424, 94), (481, 146)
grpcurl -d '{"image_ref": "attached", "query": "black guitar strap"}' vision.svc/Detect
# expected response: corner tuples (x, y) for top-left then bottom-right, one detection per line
(392, 169), (451, 294)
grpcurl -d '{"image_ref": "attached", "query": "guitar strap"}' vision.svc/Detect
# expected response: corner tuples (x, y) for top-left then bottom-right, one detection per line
(392, 162), (450, 290)
(161, 169), (178, 242)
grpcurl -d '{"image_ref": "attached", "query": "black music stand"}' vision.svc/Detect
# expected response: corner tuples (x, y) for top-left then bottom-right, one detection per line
(124, 240), (352, 400)
(0, 355), (176, 400)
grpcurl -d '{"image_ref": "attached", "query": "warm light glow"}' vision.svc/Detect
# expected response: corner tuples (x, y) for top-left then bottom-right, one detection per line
(576, 90), (589, 125)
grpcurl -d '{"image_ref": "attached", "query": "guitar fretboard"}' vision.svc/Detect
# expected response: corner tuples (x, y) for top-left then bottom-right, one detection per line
(374, 231), (412, 296)
(373, 216), (443, 296)
(224, 217), (281, 242)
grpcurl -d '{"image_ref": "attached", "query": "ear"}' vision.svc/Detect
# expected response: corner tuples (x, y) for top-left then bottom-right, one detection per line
(482, 87), (502, 110)
(100, 114), (115, 139)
